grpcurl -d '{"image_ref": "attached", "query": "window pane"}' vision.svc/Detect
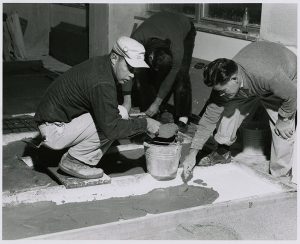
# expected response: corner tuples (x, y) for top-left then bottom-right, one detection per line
(203, 3), (262, 25)
(148, 4), (196, 19)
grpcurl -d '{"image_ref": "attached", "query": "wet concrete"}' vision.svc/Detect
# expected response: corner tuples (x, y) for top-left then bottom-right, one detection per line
(2, 137), (149, 192)
(2, 141), (57, 191)
(3, 184), (219, 239)
(2, 133), (192, 193)
(193, 179), (208, 186)
(2, 139), (146, 192)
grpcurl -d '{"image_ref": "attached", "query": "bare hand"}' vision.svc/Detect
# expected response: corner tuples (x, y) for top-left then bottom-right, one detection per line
(275, 117), (294, 139)
(158, 123), (179, 138)
(182, 152), (197, 182)
(145, 102), (160, 117)
(146, 117), (161, 135)
(118, 105), (129, 120)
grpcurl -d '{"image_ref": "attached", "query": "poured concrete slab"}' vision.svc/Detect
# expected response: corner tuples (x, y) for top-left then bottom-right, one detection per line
(3, 182), (296, 240)
(2, 151), (296, 240)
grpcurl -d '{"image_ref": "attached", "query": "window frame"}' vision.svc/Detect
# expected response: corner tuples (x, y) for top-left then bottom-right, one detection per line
(197, 4), (261, 33)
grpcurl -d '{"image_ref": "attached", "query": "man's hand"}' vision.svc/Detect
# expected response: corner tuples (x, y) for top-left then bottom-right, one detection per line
(146, 117), (161, 135)
(182, 149), (199, 182)
(275, 116), (294, 139)
(118, 105), (129, 120)
(145, 103), (159, 117)
(158, 123), (179, 138)
(145, 97), (163, 117)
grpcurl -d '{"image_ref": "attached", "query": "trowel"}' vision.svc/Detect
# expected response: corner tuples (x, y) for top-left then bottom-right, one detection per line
(181, 168), (193, 192)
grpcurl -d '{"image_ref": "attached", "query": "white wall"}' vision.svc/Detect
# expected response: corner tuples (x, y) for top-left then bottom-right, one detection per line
(193, 32), (251, 61)
(3, 3), (51, 53)
(108, 4), (147, 50)
(260, 3), (297, 47)
(3, 3), (88, 58)
(50, 4), (87, 28)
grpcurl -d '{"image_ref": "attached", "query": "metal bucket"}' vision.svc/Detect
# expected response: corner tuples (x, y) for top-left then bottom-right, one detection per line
(144, 141), (182, 180)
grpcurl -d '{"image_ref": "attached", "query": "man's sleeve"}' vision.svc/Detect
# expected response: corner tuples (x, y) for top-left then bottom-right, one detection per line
(268, 69), (297, 118)
(89, 83), (147, 140)
(191, 91), (225, 150)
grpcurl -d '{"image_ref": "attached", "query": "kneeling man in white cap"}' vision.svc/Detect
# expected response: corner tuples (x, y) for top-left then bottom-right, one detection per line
(34, 36), (160, 179)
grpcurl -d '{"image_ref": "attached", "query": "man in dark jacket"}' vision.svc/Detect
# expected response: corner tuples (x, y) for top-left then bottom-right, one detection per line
(35, 36), (160, 179)
(183, 41), (297, 183)
(122, 11), (196, 132)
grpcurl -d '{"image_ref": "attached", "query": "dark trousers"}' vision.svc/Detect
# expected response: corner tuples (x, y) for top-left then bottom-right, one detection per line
(132, 22), (196, 120)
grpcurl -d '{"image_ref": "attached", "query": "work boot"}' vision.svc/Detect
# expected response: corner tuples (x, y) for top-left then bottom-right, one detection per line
(59, 153), (103, 179)
(197, 150), (231, 167)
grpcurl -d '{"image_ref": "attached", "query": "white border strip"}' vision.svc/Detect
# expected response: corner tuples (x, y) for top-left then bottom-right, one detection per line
(3, 170), (187, 206)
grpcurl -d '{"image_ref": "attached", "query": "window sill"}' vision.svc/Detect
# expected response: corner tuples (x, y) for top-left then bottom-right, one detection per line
(194, 23), (259, 42)
(134, 14), (259, 42)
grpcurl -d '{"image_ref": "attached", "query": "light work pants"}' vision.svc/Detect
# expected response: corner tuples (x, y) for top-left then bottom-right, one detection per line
(214, 95), (296, 179)
(38, 113), (113, 166)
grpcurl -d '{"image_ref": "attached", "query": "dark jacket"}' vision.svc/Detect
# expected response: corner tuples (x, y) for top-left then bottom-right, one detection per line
(35, 55), (147, 140)
(127, 11), (192, 100)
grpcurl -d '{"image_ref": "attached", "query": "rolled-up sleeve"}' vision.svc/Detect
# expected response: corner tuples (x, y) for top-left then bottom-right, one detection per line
(89, 83), (147, 140)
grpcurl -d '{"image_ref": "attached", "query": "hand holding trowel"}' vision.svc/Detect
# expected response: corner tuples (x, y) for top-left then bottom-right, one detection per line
(181, 149), (198, 183)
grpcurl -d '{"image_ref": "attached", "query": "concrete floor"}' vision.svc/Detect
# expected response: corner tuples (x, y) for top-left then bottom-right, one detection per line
(2, 58), (297, 240)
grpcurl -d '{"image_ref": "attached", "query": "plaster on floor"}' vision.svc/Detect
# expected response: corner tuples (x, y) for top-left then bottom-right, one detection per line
(2, 135), (296, 240)
(3, 184), (218, 239)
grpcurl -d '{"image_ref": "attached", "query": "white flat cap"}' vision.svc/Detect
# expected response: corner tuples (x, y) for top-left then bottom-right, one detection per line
(113, 36), (149, 68)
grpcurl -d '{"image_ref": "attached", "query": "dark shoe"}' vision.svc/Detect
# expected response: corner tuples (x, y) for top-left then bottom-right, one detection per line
(198, 150), (231, 167)
(59, 153), (103, 179)
(177, 121), (188, 133)
(22, 134), (45, 149)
